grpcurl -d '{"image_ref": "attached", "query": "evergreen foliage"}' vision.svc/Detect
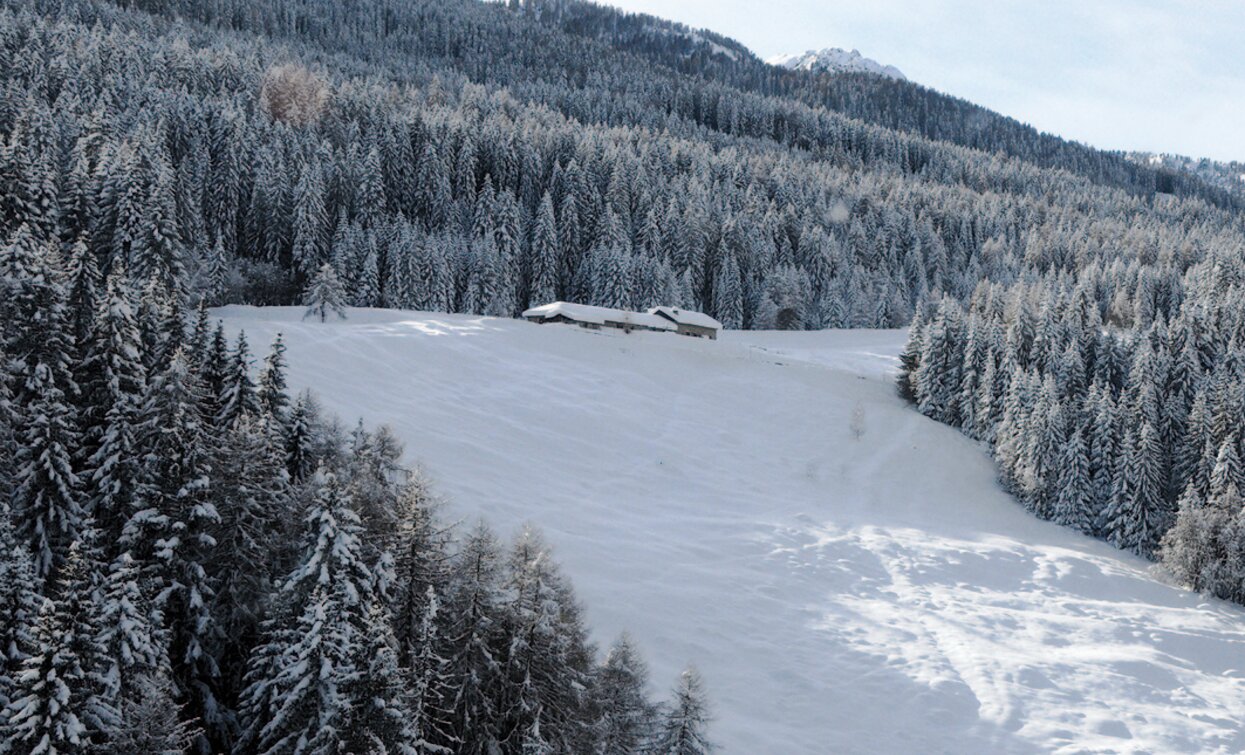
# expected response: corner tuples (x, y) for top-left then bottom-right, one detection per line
(0, 229), (695, 752)
(3, 0), (1239, 334)
(303, 264), (348, 323)
(901, 279), (1245, 605)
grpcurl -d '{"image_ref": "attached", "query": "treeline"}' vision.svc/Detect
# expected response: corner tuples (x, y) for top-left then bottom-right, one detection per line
(0, 227), (710, 753)
(1126, 152), (1245, 200)
(3, 0), (1245, 336)
(899, 243), (1245, 605)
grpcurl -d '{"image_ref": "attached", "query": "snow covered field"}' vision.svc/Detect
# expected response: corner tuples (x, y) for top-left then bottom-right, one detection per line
(217, 306), (1245, 754)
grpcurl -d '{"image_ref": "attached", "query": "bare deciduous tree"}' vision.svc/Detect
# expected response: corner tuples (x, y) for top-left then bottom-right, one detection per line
(259, 64), (329, 126)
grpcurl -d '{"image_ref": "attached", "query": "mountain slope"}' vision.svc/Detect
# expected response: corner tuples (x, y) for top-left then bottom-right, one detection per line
(218, 306), (1245, 754)
(768, 48), (907, 81)
(13, 0), (1245, 336)
(1127, 151), (1245, 198)
(509, 0), (1240, 211)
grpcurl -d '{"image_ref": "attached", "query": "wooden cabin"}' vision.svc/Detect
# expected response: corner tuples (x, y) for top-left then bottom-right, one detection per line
(647, 306), (722, 340)
(522, 302), (721, 340)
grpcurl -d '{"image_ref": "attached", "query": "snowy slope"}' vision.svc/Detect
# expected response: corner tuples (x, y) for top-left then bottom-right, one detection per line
(217, 307), (1245, 754)
(767, 48), (907, 81)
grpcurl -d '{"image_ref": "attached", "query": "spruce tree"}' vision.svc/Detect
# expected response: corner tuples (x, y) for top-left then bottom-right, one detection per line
(236, 469), (413, 754)
(5, 106), (60, 245)
(896, 308), (925, 403)
(291, 162), (328, 277)
(411, 233), (452, 314)
(0, 509), (40, 712)
(135, 159), (187, 298)
(2, 541), (118, 753)
(915, 301), (963, 425)
(285, 390), (321, 485)
(81, 268), (148, 543)
(217, 330), (261, 429)
(11, 360), (85, 581)
(712, 256), (743, 330)
(1088, 386), (1120, 533)
(530, 193), (560, 307)
(352, 236), (381, 308)
(209, 415), (291, 705)
(1052, 427), (1095, 535)
(257, 333), (290, 422)
(303, 263), (348, 322)
(64, 236), (101, 356)
(125, 349), (222, 744)
(3, 227), (77, 407)
(202, 236), (232, 307)
(1104, 418), (1169, 557)
(201, 323), (231, 423)
(97, 551), (166, 706)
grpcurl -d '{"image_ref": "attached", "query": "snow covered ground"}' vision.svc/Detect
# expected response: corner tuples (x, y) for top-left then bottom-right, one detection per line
(217, 306), (1245, 754)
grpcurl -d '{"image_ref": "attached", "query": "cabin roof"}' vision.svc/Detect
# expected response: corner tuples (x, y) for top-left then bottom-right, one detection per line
(647, 306), (723, 330)
(521, 302), (676, 331)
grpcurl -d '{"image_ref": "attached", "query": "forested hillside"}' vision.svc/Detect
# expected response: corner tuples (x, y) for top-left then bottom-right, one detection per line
(1127, 152), (1245, 200)
(4, 0), (1244, 335)
(508, 0), (1241, 211)
(4, 0), (1245, 750)
(0, 265), (702, 753)
(898, 240), (1245, 607)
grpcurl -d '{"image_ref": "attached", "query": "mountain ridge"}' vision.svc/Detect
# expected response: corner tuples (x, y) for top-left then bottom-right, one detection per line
(767, 47), (907, 81)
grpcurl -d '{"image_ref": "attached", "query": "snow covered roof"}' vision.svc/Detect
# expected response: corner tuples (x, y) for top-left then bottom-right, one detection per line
(522, 302), (676, 331)
(627, 312), (679, 331)
(647, 306), (722, 331)
(523, 301), (608, 324)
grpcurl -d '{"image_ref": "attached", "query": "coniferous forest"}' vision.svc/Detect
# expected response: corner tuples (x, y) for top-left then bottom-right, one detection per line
(0, 280), (706, 754)
(4, 0), (1245, 750)
(898, 259), (1245, 608)
(6, 0), (1243, 331)
(0, 259), (716, 753)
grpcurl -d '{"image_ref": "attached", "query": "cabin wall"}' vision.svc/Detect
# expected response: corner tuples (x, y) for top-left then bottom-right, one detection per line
(677, 324), (717, 340)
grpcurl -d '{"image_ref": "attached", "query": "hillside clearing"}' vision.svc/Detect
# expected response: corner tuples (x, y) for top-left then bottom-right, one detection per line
(218, 306), (1245, 754)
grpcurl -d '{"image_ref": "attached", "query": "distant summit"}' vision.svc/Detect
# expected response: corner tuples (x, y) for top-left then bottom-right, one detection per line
(767, 48), (907, 81)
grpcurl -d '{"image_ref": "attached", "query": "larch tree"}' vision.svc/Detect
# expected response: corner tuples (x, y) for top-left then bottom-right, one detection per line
(593, 633), (658, 755)
(653, 666), (713, 755)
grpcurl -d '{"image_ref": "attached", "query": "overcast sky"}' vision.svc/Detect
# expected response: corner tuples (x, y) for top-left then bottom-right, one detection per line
(600, 0), (1245, 163)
